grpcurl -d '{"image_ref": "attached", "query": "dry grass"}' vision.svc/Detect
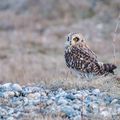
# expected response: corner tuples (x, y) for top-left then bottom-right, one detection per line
(20, 115), (68, 120)
(20, 113), (120, 120)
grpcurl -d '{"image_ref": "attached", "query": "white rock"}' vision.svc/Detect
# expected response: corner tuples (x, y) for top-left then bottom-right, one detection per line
(89, 102), (99, 113)
(57, 97), (68, 105)
(100, 111), (111, 117)
(72, 104), (80, 110)
(41, 92), (46, 97)
(117, 108), (120, 114)
(47, 99), (53, 105)
(27, 93), (40, 100)
(23, 97), (29, 106)
(14, 91), (21, 97)
(3, 91), (15, 98)
(51, 96), (55, 100)
(33, 92), (40, 99)
(32, 99), (40, 105)
(0, 107), (8, 116)
(8, 108), (14, 114)
(12, 111), (21, 118)
(12, 84), (22, 92)
(61, 105), (76, 117)
(2, 83), (12, 91)
(92, 89), (100, 95)
(111, 99), (118, 104)
(56, 91), (67, 98)
(7, 117), (15, 120)
(22, 87), (32, 94)
(73, 115), (81, 120)
(74, 93), (83, 100)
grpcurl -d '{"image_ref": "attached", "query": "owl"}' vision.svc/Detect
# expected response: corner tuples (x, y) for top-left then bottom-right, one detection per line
(64, 33), (117, 79)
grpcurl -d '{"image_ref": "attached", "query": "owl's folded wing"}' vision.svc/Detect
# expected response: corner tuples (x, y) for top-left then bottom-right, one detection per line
(72, 46), (98, 63)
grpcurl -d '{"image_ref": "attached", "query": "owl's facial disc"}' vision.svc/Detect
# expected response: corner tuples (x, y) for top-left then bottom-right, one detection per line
(71, 34), (85, 46)
(65, 33), (85, 50)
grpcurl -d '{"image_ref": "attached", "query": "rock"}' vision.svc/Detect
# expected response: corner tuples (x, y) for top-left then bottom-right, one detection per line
(11, 84), (22, 92)
(92, 89), (100, 96)
(1, 83), (12, 91)
(22, 86), (41, 95)
(57, 97), (68, 105)
(41, 92), (46, 97)
(23, 97), (29, 106)
(0, 92), (4, 97)
(66, 93), (75, 100)
(73, 115), (81, 120)
(85, 96), (92, 104)
(27, 92), (40, 100)
(12, 111), (21, 118)
(7, 117), (15, 120)
(103, 95), (112, 105)
(50, 96), (55, 101)
(0, 107), (8, 118)
(88, 102), (99, 113)
(100, 111), (111, 117)
(111, 99), (119, 104)
(3, 91), (15, 98)
(0, 83), (120, 119)
(74, 93), (83, 100)
(72, 104), (80, 110)
(47, 104), (61, 115)
(61, 105), (76, 117)
(46, 99), (53, 106)
(8, 108), (14, 115)
(32, 99), (40, 106)
(55, 90), (67, 98)
(117, 108), (120, 114)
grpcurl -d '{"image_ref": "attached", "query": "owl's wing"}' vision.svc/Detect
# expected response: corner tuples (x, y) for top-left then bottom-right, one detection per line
(70, 46), (99, 73)
(84, 47), (97, 60)
(72, 46), (98, 62)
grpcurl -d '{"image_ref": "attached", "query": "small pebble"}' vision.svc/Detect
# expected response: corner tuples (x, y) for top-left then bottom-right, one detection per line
(92, 89), (100, 95)
(73, 115), (81, 120)
(100, 111), (111, 117)
(57, 97), (68, 105)
(11, 84), (22, 92)
(61, 105), (76, 117)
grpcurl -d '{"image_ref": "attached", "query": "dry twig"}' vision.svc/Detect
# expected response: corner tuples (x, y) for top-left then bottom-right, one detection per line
(112, 14), (120, 65)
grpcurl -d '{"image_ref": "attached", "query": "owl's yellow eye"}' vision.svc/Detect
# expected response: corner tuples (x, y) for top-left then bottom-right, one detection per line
(73, 37), (79, 42)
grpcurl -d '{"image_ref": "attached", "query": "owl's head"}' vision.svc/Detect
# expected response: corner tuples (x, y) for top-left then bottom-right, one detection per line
(65, 33), (86, 50)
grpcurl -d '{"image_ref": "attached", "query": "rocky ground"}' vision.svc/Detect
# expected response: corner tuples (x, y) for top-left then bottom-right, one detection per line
(0, 0), (119, 84)
(0, 0), (120, 119)
(0, 83), (120, 120)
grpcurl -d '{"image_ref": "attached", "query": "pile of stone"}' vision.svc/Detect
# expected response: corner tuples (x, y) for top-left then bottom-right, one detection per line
(0, 83), (120, 120)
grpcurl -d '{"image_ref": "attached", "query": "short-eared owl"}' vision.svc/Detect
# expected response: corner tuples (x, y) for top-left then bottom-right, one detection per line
(64, 33), (117, 79)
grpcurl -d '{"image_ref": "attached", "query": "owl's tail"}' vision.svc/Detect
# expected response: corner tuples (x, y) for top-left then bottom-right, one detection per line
(103, 63), (117, 74)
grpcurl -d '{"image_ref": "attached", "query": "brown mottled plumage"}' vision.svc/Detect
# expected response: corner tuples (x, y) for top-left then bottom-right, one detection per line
(64, 33), (117, 79)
